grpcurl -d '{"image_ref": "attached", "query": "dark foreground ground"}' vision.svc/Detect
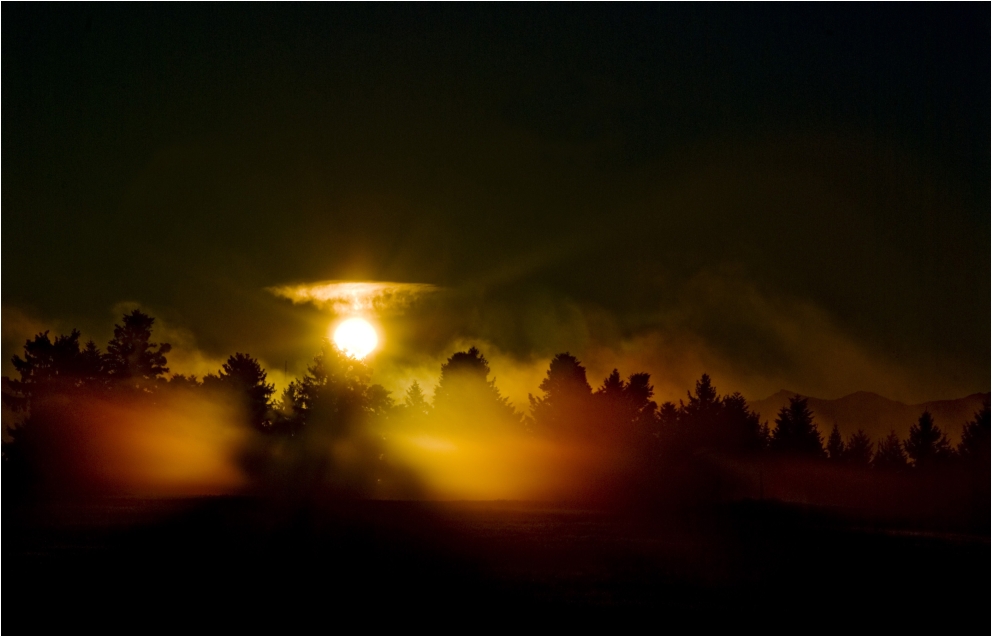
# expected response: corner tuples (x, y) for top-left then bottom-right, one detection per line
(4, 495), (989, 635)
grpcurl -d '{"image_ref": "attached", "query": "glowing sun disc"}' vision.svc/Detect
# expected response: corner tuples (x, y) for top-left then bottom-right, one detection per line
(332, 317), (379, 359)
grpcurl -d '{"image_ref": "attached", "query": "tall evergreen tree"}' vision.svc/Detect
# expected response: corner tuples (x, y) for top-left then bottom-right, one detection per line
(844, 429), (874, 467)
(826, 423), (845, 461)
(432, 347), (518, 427)
(593, 369), (658, 440)
(904, 410), (952, 469)
(283, 338), (393, 436)
(204, 353), (275, 430)
(770, 396), (825, 457)
(403, 381), (430, 418)
(529, 353), (593, 432)
(78, 341), (106, 389)
(661, 376), (766, 453)
(682, 373), (721, 426)
(873, 430), (908, 470)
(5, 328), (108, 493)
(657, 401), (679, 430)
(674, 373), (722, 446)
(718, 392), (767, 452)
(957, 401), (990, 463)
(103, 310), (171, 387)
(9, 330), (92, 408)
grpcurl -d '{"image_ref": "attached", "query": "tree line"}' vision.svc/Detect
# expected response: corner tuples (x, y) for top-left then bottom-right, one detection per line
(3, 310), (989, 496)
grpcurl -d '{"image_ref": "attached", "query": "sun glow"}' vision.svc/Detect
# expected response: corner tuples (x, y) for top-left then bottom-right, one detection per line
(332, 317), (379, 359)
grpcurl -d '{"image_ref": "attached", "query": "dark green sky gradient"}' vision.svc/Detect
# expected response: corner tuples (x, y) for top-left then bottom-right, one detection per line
(3, 4), (988, 402)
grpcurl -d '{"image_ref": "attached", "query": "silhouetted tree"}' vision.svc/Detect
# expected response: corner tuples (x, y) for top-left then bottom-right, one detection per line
(658, 401), (679, 430)
(770, 396), (824, 457)
(78, 341), (106, 389)
(4, 329), (108, 495)
(873, 430), (908, 471)
(718, 392), (767, 452)
(904, 410), (952, 469)
(103, 310), (171, 388)
(432, 347), (519, 426)
(283, 338), (392, 436)
(622, 372), (659, 431)
(681, 373), (721, 428)
(402, 381), (430, 418)
(957, 401), (990, 463)
(204, 353), (275, 430)
(665, 374), (717, 442)
(660, 376), (766, 453)
(844, 429), (874, 467)
(167, 373), (202, 390)
(592, 369), (658, 444)
(7, 330), (101, 410)
(529, 352), (593, 432)
(826, 423), (845, 461)
(245, 339), (398, 496)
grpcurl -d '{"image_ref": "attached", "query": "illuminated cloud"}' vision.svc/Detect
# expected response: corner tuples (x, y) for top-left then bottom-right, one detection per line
(267, 280), (441, 315)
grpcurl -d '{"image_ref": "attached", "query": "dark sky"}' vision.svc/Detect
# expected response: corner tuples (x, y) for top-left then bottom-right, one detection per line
(3, 4), (989, 404)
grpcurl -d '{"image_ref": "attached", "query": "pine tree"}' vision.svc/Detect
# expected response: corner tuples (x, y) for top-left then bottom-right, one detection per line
(675, 373), (722, 447)
(873, 430), (908, 471)
(5, 328), (108, 492)
(623, 372), (658, 431)
(528, 353), (593, 431)
(282, 338), (392, 437)
(826, 423), (845, 461)
(905, 410), (953, 469)
(593, 369), (658, 441)
(658, 401), (679, 429)
(403, 381), (430, 416)
(770, 396), (825, 457)
(719, 392), (766, 452)
(9, 330), (83, 404)
(432, 347), (518, 426)
(204, 353), (276, 430)
(683, 373), (720, 424)
(958, 401), (990, 463)
(844, 429), (874, 467)
(103, 310), (171, 387)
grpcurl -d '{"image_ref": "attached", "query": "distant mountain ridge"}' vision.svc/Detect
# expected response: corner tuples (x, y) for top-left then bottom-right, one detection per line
(748, 390), (990, 445)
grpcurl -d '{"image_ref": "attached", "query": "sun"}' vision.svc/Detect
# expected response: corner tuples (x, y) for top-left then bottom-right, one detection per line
(332, 317), (379, 359)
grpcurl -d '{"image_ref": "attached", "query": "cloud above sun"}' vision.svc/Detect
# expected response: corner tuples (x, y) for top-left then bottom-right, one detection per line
(267, 280), (442, 315)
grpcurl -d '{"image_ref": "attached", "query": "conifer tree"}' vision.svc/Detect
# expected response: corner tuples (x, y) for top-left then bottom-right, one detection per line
(403, 380), (430, 417)
(719, 392), (766, 452)
(529, 353), (593, 432)
(593, 369), (658, 440)
(283, 338), (393, 436)
(873, 430), (908, 470)
(844, 429), (874, 467)
(826, 423), (845, 461)
(905, 410), (953, 469)
(103, 310), (171, 387)
(958, 401), (990, 463)
(204, 353), (275, 429)
(682, 373), (720, 425)
(770, 396), (824, 457)
(432, 347), (518, 426)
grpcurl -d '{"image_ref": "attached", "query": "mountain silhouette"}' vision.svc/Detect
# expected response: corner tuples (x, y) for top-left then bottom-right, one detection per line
(749, 390), (989, 444)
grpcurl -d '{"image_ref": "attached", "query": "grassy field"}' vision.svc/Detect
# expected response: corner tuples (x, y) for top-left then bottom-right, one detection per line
(5, 496), (988, 634)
